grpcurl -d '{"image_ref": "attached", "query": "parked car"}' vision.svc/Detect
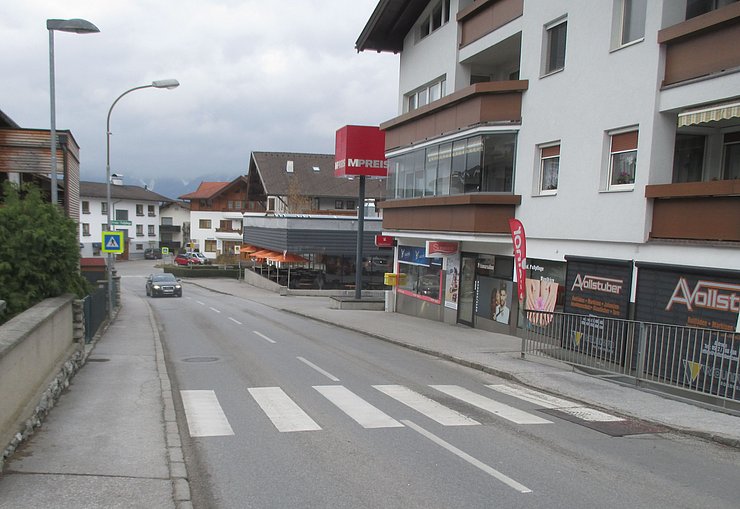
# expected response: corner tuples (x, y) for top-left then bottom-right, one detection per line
(187, 252), (210, 265)
(145, 273), (182, 297)
(144, 248), (162, 260)
(174, 254), (195, 266)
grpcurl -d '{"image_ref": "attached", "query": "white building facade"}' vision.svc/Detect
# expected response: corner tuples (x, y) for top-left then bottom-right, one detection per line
(358, 0), (740, 334)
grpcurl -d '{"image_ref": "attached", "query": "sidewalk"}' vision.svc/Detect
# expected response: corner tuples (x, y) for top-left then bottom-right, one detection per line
(191, 277), (740, 448)
(0, 288), (187, 509)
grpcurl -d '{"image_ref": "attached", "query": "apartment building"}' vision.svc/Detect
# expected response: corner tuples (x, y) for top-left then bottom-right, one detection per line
(357, 0), (740, 334)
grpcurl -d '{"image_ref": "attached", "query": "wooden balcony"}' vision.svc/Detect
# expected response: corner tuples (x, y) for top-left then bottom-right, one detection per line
(457, 0), (523, 48)
(378, 193), (521, 234)
(659, 2), (740, 87)
(645, 180), (740, 241)
(380, 81), (527, 151)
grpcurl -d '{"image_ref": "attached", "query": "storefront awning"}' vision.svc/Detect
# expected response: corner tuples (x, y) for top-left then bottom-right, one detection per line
(678, 101), (740, 127)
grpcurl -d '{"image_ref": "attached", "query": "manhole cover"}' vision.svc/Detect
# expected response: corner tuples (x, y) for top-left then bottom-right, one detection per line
(182, 356), (220, 363)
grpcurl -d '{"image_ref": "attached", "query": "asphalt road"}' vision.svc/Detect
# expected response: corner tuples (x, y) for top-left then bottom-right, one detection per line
(122, 261), (740, 509)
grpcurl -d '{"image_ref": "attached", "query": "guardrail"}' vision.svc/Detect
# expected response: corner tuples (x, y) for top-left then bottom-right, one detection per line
(522, 311), (739, 410)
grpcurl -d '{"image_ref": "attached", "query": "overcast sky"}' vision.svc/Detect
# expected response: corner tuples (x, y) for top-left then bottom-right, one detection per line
(1, 0), (399, 191)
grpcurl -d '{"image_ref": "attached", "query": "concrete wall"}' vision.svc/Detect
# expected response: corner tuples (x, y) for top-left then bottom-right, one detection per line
(0, 295), (81, 457)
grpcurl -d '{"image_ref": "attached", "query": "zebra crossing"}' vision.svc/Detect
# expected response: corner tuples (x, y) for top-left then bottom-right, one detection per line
(181, 383), (624, 437)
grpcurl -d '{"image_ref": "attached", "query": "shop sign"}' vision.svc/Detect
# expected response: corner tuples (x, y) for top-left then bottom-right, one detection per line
(334, 125), (388, 178)
(425, 241), (458, 257)
(398, 245), (440, 267)
(563, 256), (633, 358)
(375, 235), (394, 248)
(508, 218), (527, 303)
(635, 263), (740, 400)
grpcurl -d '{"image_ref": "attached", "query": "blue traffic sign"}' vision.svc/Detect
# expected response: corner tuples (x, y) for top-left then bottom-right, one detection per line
(102, 231), (125, 254)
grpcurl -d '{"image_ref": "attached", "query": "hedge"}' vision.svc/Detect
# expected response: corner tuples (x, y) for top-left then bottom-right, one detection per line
(164, 265), (240, 279)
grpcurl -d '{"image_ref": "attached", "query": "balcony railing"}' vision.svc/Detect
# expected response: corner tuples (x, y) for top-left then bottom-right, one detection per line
(659, 2), (740, 87)
(457, 0), (523, 48)
(380, 80), (527, 151)
(645, 180), (740, 241)
(159, 224), (181, 233)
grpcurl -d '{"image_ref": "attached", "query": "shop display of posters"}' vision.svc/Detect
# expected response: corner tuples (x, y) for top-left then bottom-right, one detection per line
(476, 276), (513, 325)
(635, 263), (740, 401)
(524, 259), (565, 327)
(444, 253), (461, 310)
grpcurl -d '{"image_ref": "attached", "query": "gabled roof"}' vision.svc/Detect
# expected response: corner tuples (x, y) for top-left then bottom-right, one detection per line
(179, 181), (230, 200)
(249, 152), (385, 199)
(0, 109), (20, 128)
(80, 181), (173, 202)
(356, 0), (430, 53)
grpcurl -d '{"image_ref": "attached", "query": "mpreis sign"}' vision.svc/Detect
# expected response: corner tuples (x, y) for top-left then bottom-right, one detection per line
(334, 125), (388, 178)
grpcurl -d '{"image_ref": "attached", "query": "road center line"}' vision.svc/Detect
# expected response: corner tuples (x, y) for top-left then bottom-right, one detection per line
(196, 300), (205, 306)
(297, 357), (340, 382)
(253, 331), (277, 344)
(401, 419), (532, 494)
(209, 307), (221, 314)
(228, 317), (243, 325)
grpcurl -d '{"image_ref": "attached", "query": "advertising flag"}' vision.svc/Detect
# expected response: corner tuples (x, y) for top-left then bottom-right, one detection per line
(508, 218), (527, 302)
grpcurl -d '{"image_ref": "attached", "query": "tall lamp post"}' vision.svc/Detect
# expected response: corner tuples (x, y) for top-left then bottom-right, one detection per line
(106, 79), (180, 319)
(47, 18), (99, 206)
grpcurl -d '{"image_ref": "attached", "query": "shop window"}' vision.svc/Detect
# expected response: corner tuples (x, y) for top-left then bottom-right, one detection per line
(608, 129), (638, 188)
(538, 143), (560, 194)
(543, 18), (567, 75)
(397, 246), (443, 303)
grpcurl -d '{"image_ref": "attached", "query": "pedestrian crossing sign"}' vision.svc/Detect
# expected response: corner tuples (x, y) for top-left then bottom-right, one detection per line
(101, 231), (124, 254)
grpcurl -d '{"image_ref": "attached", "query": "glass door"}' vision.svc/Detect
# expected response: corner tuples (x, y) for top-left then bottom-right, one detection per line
(457, 254), (477, 326)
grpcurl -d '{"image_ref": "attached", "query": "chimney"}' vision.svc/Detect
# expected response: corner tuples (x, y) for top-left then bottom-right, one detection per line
(286, 160), (294, 173)
(111, 173), (124, 186)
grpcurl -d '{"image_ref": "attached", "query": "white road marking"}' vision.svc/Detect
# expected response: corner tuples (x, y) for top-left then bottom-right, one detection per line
(180, 390), (234, 437)
(314, 385), (404, 429)
(297, 357), (340, 382)
(196, 300), (205, 306)
(430, 385), (552, 425)
(402, 420), (532, 494)
(248, 387), (322, 432)
(253, 331), (276, 344)
(486, 385), (624, 422)
(373, 385), (479, 426)
(209, 307), (221, 314)
(228, 317), (243, 325)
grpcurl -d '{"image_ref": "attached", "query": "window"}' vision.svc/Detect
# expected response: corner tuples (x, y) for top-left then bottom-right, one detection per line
(82, 223), (90, 236)
(136, 244), (143, 251)
(544, 19), (567, 75)
(267, 197), (276, 211)
(101, 223), (107, 232)
(419, 0), (450, 40)
(148, 225), (155, 237)
(115, 209), (128, 221)
(205, 240), (217, 253)
(162, 216), (173, 226)
(136, 204), (144, 216)
(406, 77), (446, 112)
(538, 144), (560, 194)
(199, 219), (212, 229)
(723, 131), (740, 180)
(335, 200), (344, 209)
(136, 224), (144, 237)
(608, 130), (638, 188)
(82, 201), (90, 214)
(148, 205), (155, 217)
(346, 200), (356, 210)
(672, 134), (705, 182)
(615, 0), (647, 47)
(397, 246), (443, 303)
(101, 202), (108, 215)
(686, 0), (737, 20)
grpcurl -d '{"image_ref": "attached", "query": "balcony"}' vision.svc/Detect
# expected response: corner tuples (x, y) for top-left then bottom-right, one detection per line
(457, 0), (523, 48)
(380, 81), (527, 151)
(160, 224), (181, 233)
(379, 194), (521, 234)
(659, 3), (740, 87)
(645, 180), (740, 242)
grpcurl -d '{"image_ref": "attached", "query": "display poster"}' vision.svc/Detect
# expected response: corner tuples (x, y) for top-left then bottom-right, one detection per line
(524, 258), (566, 326)
(635, 263), (740, 401)
(475, 276), (513, 325)
(563, 256), (633, 360)
(444, 253), (460, 310)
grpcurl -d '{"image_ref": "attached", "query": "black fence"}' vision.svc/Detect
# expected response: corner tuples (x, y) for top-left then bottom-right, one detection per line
(83, 286), (108, 344)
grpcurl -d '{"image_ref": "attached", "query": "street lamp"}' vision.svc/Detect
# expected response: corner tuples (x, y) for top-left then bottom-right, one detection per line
(47, 18), (99, 207)
(105, 79), (180, 319)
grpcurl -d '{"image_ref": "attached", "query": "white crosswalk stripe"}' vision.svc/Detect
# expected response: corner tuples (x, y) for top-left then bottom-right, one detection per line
(486, 384), (624, 422)
(181, 390), (235, 437)
(430, 385), (552, 425)
(373, 385), (480, 426)
(314, 385), (404, 429)
(248, 387), (322, 432)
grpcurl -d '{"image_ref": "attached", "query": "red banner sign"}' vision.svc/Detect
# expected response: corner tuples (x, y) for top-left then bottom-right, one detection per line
(334, 125), (388, 178)
(508, 218), (527, 302)
(425, 241), (459, 257)
(375, 235), (394, 248)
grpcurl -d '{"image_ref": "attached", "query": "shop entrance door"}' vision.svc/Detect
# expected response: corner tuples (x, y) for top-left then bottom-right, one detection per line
(457, 254), (476, 326)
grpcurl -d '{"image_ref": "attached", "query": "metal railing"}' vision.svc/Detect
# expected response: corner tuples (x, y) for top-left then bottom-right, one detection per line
(522, 311), (739, 407)
(83, 286), (108, 343)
